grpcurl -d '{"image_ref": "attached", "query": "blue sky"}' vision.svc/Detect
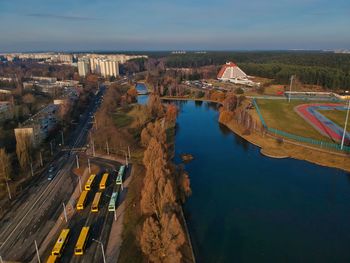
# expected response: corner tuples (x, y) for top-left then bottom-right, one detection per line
(0, 0), (349, 52)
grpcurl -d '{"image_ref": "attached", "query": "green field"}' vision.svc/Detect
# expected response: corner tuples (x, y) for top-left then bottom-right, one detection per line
(256, 99), (333, 142)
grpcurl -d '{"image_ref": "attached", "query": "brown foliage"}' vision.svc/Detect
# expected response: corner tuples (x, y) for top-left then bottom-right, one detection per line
(142, 138), (166, 168)
(127, 87), (138, 103)
(160, 213), (186, 263)
(210, 91), (225, 102)
(141, 121), (166, 148)
(147, 94), (164, 118)
(219, 110), (234, 124)
(140, 217), (163, 262)
(178, 171), (192, 203)
(223, 92), (238, 111)
(165, 104), (177, 124)
(140, 213), (185, 263)
(0, 148), (12, 181)
(15, 132), (32, 170)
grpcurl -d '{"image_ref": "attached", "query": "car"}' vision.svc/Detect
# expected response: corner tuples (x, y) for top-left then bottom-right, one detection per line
(48, 172), (55, 181)
(48, 166), (54, 173)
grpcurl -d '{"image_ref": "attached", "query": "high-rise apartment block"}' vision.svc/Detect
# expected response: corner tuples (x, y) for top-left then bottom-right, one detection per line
(77, 60), (90, 77)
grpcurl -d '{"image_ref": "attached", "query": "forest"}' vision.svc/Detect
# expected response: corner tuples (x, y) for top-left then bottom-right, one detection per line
(163, 51), (350, 90)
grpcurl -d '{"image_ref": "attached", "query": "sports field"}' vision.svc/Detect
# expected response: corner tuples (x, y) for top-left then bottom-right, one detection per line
(320, 110), (350, 130)
(256, 99), (334, 142)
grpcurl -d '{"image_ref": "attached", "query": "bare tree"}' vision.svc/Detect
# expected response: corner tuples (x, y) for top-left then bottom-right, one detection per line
(0, 148), (12, 198)
(16, 132), (32, 171)
(22, 93), (36, 113)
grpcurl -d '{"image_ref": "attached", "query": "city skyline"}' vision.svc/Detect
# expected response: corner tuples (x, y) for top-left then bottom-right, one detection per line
(0, 0), (349, 52)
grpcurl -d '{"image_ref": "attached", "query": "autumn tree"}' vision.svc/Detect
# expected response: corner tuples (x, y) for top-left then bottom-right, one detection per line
(219, 110), (234, 124)
(141, 121), (166, 147)
(0, 148), (12, 198)
(0, 148), (12, 181)
(160, 213), (186, 263)
(143, 138), (166, 168)
(15, 132), (32, 170)
(177, 171), (192, 203)
(22, 93), (36, 113)
(140, 213), (186, 263)
(141, 142), (177, 217)
(126, 87), (138, 103)
(140, 217), (163, 262)
(165, 104), (177, 124)
(147, 94), (164, 118)
(223, 92), (238, 111)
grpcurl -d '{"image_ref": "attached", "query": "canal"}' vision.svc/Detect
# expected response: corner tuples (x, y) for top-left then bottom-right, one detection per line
(137, 86), (350, 262)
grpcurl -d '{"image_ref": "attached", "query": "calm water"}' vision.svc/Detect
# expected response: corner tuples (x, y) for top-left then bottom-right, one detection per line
(136, 83), (148, 105)
(171, 100), (350, 263)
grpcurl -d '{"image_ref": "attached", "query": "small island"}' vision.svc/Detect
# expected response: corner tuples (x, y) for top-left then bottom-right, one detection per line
(181, 153), (194, 163)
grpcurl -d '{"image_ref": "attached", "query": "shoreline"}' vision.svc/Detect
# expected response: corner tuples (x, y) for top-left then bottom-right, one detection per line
(161, 95), (350, 172)
(220, 118), (350, 172)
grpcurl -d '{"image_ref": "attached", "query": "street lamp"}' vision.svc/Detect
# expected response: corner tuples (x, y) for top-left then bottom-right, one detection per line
(341, 98), (350, 150)
(288, 75), (294, 103)
(92, 239), (106, 263)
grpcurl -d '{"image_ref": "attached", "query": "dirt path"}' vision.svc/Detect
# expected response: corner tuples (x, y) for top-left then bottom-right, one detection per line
(105, 168), (133, 263)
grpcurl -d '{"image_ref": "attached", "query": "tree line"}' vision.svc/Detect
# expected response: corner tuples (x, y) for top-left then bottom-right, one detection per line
(138, 95), (191, 263)
(164, 51), (350, 90)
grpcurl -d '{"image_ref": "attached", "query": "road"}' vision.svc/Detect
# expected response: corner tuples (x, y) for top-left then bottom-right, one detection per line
(0, 84), (109, 262)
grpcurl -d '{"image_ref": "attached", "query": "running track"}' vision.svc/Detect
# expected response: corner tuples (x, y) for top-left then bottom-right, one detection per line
(295, 103), (350, 144)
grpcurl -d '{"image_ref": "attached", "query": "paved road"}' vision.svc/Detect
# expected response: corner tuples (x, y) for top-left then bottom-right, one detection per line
(0, 84), (107, 262)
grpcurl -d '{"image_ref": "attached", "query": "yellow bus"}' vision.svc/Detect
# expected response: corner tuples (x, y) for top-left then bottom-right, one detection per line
(91, 192), (102, 212)
(74, 226), (90, 256)
(46, 255), (58, 263)
(99, 173), (109, 190)
(76, 190), (89, 210)
(51, 229), (70, 257)
(85, 174), (96, 191)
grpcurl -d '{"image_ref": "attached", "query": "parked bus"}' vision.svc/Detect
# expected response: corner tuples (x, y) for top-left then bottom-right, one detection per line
(108, 192), (118, 212)
(91, 192), (102, 212)
(74, 226), (90, 256)
(85, 174), (96, 191)
(51, 229), (70, 257)
(46, 255), (58, 263)
(99, 173), (109, 190)
(116, 165), (125, 185)
(76, 190), (89, 210)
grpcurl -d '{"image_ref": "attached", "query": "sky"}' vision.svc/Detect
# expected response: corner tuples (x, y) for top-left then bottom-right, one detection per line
(0, 0), (349, 52)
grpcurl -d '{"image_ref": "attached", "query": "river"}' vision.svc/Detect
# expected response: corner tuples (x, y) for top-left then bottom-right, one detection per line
(136, 85), (350, 262)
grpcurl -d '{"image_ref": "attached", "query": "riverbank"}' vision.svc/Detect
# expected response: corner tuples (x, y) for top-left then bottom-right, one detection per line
(161, 95), (350, 172)
(219, 117), (350, 172)
(172, 98), (350, 262)
(161, 96), (223, 105)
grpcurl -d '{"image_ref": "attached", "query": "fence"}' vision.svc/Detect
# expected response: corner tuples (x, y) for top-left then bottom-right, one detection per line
(252, 99), (350, 153)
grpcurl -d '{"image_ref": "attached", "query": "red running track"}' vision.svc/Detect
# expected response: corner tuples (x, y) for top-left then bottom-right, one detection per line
(295, 103), (349, 143)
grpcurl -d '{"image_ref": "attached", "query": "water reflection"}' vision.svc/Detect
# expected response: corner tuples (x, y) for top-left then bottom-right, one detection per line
(234, 132), (250, 151)
(173, 100), (350, 263)
(194, 101), (203, 107)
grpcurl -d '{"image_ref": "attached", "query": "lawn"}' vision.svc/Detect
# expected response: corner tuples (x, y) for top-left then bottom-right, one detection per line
(256, 99), (333, 142)
(320, 109), (350, 130)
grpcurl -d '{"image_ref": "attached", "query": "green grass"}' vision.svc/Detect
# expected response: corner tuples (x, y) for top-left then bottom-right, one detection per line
(320, 110), (350, 130)
(114, 111), (134, 128)
(256, 99), (333, 142)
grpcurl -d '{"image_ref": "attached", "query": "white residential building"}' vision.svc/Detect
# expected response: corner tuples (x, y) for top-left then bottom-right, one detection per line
(77, 60), (90, 77)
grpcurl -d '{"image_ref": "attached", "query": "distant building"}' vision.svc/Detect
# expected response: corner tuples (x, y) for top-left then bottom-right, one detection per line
(217, 62), (259, 87)
(217, 62), (247, 80)
(78, 60), (90, 77)
(16, 104), (59, 147)
(99, 59), (119, 78)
